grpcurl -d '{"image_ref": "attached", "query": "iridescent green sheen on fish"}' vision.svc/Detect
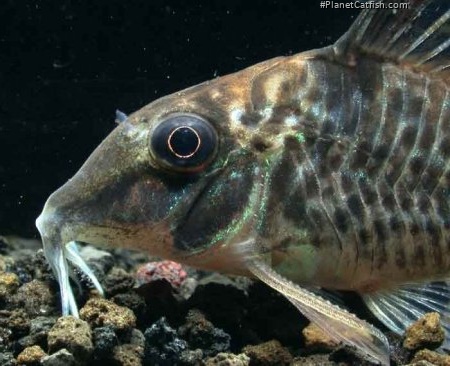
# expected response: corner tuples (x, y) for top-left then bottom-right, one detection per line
(36, 1), (450, 365)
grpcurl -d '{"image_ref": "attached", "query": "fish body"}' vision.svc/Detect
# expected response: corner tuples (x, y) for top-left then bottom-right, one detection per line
(262, 53), (450, 293)
(36, 1), (450, 364)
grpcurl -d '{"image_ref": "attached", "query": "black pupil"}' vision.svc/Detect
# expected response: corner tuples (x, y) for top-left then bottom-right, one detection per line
(169, 127), (199, 157)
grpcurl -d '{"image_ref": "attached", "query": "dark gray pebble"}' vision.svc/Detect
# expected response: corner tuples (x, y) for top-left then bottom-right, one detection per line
(103, 267), (135, 297)
(129, 328), (145, 348)
(0, 351), (15, 366)
(0, 327), (12, 347)
(92, 326), (118, 360)
(112, 292), (147, 325)
(29, 316), (57, 336)
(16, 316), (57, 353)
(41, 348), (76, 366)
(179, 309), (230, 357)
(179, 349), (204, 366)
(144, 317), (188, 365)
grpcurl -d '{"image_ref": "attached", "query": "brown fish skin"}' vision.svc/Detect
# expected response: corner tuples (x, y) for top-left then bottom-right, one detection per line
(259, 51), (450, 293)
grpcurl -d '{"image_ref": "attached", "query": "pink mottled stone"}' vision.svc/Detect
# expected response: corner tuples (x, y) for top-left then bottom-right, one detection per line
(136, 260), (187, 288)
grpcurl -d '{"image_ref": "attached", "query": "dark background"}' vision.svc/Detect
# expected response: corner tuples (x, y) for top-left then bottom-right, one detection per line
(0, 0), (358, 237)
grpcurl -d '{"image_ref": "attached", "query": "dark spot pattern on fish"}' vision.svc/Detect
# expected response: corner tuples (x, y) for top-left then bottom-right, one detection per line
(389, 215), (404, 232)
(251, 136), (273, 152)
(347, 194), (365, 219)
(435, 189), (450, 227)
(358, 228), (371, 246)
(265, 136), (309, 234)
(409, 154), (426, 177)
(373, 218), (388, 243)
(269, 139), (303, 205)
(425, 217), (441, 248)
(398, 191), (413, 212)
(413, 244), (426, 266)
(380, 190), (396, 213)
(304, 169), (320, 198)
(395, 247), (407, 269)
(358, 175), (378, 205)
(308, 206), (328, 232)
(422, 157), (445, 194)
(417, 195), (431, 213)
(350, 141), (371, 170)
(241, 111), (262, 126)
(334, 207), (349, 233)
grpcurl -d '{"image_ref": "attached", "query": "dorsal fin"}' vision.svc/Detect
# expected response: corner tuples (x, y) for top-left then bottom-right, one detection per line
(334, 0), (450, 84)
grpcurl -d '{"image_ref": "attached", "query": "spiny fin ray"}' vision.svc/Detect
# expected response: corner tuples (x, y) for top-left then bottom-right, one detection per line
(335, 0), (450, 83)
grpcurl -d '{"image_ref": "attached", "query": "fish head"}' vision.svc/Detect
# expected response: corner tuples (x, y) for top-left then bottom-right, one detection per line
(36, 58), (286, 310)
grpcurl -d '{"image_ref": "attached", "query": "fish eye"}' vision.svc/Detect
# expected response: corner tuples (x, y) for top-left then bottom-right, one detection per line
(150, 113), (218, 172)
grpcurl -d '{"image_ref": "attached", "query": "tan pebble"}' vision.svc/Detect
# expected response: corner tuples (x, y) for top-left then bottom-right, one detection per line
(403, 313), (445, 350)
(47, 316), (93, 361)
(302, 322), (338, 349)
(0, 255), (15, 272)
(16, 345), (46, 364)
(13, 280), (55, 315)
(410, 349), (450, 366)
(406, 361), (439, 366)
(243, 340), (292, 365)
(292, 354), (338, 365)
(204, 352), (250, 366)
(80, 297), (136, 331)
(113, 344), (143, 366)
(5, 309), (30, 334)
(0, 272), (19, 299)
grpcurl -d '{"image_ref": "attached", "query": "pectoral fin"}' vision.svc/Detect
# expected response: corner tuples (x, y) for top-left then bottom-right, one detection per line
(363, 281), (450, 350)
(247, 259), (390, 365)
